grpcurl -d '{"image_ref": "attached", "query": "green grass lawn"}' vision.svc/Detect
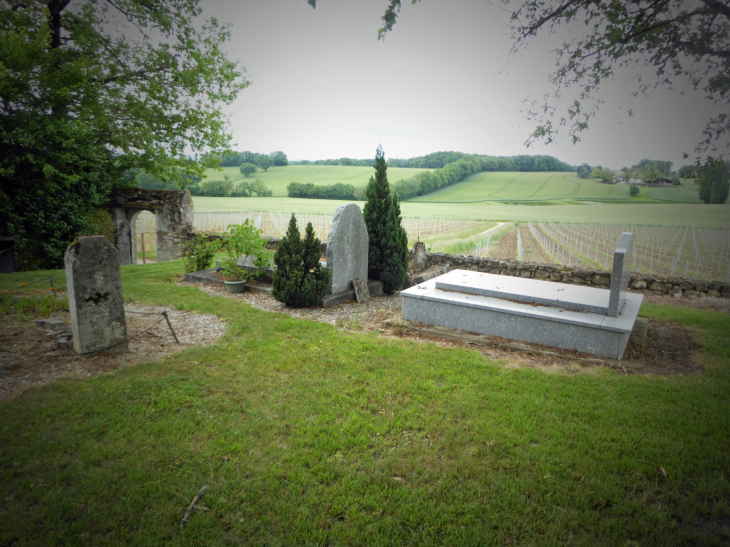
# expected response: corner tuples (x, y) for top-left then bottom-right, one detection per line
(192, 195), (730, 228)
(411, 171), (702, 204)
(204, 165), (433, 197)
(1, 263), (729, 545)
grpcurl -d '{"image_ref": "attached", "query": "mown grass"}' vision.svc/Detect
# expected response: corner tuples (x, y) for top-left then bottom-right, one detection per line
(1, 263), (729, 545)
(412, 172), (702, 205)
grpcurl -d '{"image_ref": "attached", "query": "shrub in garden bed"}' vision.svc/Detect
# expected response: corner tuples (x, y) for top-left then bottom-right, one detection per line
(272, 214), (331, 307)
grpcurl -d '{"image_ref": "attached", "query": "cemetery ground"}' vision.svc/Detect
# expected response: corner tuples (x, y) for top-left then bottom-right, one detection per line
(1, 260), (729, 545)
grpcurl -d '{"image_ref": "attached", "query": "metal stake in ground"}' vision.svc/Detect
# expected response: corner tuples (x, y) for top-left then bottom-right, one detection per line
(162, 311), (180, 344)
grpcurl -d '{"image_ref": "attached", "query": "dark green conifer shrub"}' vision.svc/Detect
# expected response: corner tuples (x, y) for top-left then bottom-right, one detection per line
(363, 146), (409, 294)
(272, 214), (331, 307)
(380, 193), (409, 294)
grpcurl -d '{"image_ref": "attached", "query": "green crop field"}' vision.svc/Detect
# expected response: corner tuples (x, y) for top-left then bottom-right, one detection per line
(203, 165), (432, 197)
(190, 196), (730, 229)
(410, 171), (702, 204)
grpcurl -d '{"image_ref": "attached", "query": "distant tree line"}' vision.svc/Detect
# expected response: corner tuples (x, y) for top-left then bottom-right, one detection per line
(215, 151), (288, 168)
(286, 153), (575, 201)
(290, 158), (374, 167)
(287, 182), (356, 200)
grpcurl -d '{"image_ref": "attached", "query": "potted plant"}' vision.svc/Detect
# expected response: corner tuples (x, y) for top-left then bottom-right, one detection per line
(220, 220), (270, 293)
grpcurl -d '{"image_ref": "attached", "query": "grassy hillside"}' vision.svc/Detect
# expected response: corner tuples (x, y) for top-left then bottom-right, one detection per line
(191, 196), (730, 228)
(204, 165), (432, 197)
(410, 172), (702, 204)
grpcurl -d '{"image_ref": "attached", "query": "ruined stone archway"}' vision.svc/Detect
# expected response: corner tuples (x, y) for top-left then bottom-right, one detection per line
(107, 188), (194, 266)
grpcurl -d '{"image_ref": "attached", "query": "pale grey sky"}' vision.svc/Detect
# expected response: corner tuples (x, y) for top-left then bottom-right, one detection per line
(201, 0), (720, 170)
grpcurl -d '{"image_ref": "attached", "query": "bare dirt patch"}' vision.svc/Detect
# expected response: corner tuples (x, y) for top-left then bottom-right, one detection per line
(0, 303), (226, 402)
(489, 226), (517, 260)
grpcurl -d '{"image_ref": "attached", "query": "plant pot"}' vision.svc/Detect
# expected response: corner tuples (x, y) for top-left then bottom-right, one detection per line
(224, 280), (247, 294)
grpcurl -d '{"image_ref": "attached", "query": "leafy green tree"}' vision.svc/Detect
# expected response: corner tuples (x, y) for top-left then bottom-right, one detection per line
(694, 158), (730, 204)
(590, 167), (614, 182)
(363, 146), (409, 294)
(629, 185), (640, 197)
(233, 181), (251, 197)
(270, 151), (288, 166)
(251, 180), (273, 197)
(370, 0), (729, 155)
(0, 0), (247, 269)
(637, 164), (665, 184)
(256, 155), (273, 172)
(240, 163), (257, 177)
(576, 164), (592, 179)
(272, 215), (331, 308)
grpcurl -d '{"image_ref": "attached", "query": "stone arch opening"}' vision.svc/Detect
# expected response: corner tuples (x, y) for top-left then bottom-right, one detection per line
(131, 210), (157, 264)
(107, 188), (194, 266)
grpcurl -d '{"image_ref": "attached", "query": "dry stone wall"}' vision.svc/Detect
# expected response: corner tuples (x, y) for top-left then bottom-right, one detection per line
(412, 251), (730, 299)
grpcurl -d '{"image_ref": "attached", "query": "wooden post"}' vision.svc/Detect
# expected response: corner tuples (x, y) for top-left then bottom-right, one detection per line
(141, 232), (146, 264)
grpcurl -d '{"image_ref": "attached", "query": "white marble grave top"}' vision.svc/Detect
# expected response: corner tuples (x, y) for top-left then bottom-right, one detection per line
(432, 269), (611, 315)
(401, 274), (643, 334)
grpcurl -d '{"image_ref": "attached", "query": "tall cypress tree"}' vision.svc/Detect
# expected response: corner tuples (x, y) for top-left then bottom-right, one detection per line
(363, 145), (390, 280)
(363, 145), (410, 294)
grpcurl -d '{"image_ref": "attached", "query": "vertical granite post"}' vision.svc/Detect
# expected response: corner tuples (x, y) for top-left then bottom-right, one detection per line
(65, 236), (128, 354)
(326, 203), (369, 294)
(413, 241), (427, 273)
(607, 232), (634, 317)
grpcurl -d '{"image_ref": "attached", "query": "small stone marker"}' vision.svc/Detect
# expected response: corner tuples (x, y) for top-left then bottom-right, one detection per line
(413, 241), (427, 273)
(326, 203), (369, 294)
(65, 236), (128, 354)
(607, 232), (634, 317)
(353, 278), (370, 303)
(35, 317), (64, 327)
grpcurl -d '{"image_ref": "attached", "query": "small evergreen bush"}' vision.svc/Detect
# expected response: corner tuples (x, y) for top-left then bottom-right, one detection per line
(629, 184), (640, 197)
(272, 214), (331, 308)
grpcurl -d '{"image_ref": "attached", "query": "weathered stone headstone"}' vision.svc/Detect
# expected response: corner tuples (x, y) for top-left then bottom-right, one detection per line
(353, 278), (370, 303)
(413, 241), (427, 273)
(65, 236), (128, 354)
(607, 232), (634, 317)
(326, 203), (369, 294)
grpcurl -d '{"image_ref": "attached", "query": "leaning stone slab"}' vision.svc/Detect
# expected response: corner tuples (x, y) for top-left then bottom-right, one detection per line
(435, 269), (610, 314)
(326, 204), (369, 294)
(65, 236), (128, 354)
(353, 278), (370, 303)
(607, 232), (634, 317)
(321, 280), (383, 308)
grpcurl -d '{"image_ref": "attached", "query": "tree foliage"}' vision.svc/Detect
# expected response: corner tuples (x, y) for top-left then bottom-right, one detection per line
(240, 163), (257, 177)
(363, 146), (409, 294)
(0, 0), (247, 269)
(694, 158), (730, 204)
(256, 155), (273, 172)
(371, 0), (730, 158)
(272, 215), (331, 308)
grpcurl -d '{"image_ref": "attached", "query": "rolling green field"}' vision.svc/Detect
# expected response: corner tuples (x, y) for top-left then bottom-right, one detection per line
(190, 196), (730, 229)
(204, 165), (432, 197)
(410, 171), (702, 204)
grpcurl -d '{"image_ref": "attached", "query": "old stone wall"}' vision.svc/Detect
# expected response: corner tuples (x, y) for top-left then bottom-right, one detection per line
(107, 188), (194, 265)
(412, 251), (730, 299)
